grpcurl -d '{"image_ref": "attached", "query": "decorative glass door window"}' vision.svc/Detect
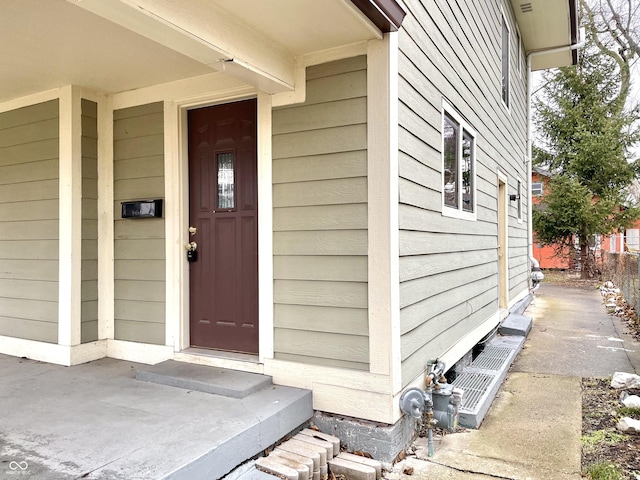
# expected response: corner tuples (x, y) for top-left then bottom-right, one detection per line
(217, 152), (235, 209)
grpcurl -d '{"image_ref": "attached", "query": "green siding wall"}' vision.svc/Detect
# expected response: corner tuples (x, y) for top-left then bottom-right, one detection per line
(81, 99), (98, 343)
(113, 102), (165, 345)
(0, 100), (60, 343)
(398, 0), (530, 386)
(272, 56), (369, 371)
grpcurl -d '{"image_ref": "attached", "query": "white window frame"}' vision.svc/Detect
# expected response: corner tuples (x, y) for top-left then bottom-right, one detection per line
(515, 25), (522, 78)
(531, 182), (543, 196)
(516, 177), (523, 223)
(441, 100), (477, 221)
(501, 11), (510, 109)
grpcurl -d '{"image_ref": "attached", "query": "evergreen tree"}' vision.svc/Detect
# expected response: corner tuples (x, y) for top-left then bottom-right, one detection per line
(533, 37), (640, 277)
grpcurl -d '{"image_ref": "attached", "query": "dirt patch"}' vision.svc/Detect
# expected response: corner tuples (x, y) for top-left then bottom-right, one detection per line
(541, 269), (601, 289)
(582, 377), (640, 479)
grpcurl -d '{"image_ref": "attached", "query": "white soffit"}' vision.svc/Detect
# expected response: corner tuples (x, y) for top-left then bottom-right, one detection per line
(0, 0), (212, 103)
(0, 0), (382, 103)
(511, 0), (575, 70)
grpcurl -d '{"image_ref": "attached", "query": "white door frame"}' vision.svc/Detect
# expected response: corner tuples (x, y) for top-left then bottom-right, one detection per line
(167, 88), (275, 366)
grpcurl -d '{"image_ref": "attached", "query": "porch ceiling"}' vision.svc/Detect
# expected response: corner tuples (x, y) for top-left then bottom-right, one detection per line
(0, 0), (392, 104)
(511, 0), (579, 71)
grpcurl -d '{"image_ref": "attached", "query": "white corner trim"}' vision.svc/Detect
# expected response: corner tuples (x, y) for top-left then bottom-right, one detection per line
(366, 33), (401, 392)
(58, 86), (83, 347)
(97, 94), (115, 340)
(257, 91), (274, 363)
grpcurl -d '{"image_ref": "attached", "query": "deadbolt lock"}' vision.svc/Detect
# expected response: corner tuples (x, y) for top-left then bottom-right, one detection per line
(186, 241), (198, 262)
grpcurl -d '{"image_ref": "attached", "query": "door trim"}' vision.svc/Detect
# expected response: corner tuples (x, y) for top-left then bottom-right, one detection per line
(165, 88), (274, 365)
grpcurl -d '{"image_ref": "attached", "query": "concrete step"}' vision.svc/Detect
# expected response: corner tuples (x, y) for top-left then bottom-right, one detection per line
(136, 360), (272, 398)
(166, 382), (313, 479)
(135, 360), (313, 479)
(452, 335), (526, 428)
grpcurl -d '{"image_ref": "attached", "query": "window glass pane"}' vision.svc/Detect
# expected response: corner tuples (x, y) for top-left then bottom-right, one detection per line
(517, 179), (522, 219)
(502, 17), (510, 106)
(217, 152), (234, 209)
(532, 182), (543, 196)
(462, 130), (474, 213)
(516, 30), (521, 74)
(444, 115), (459, 208)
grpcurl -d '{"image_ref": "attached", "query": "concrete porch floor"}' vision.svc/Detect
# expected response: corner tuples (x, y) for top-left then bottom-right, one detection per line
(0, 354), (312, 480)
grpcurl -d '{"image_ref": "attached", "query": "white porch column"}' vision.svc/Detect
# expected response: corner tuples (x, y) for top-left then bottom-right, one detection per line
(97, 94), (115, 340)
(367, 33), (402, 392)
(58, 86), (83, 346)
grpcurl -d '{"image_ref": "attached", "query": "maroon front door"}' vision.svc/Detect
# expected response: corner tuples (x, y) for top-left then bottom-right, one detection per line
(188, 99), (258, 354)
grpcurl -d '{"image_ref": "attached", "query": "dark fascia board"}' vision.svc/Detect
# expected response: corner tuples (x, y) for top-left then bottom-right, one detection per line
(569, 0), (579, 65)
(349, 0), (407, 32)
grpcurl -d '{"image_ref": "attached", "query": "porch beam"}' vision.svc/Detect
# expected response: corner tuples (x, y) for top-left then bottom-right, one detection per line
(68, 0), (295, 94)
(58, 86), (83, 347)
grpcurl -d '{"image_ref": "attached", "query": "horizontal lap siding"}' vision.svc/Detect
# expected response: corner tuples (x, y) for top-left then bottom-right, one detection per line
(82, 99), (98, 343)
(113, 103), (165, 345)
(272, 56), (369, 371)
(0, 100), (59, 343)
(399, 0), (529, 386)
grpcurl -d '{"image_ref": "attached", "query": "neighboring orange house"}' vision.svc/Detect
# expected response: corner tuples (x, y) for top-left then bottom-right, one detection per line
(532, 167), (629, 268)
(531, 167), (576, 269)
(606, 219), (640, 253)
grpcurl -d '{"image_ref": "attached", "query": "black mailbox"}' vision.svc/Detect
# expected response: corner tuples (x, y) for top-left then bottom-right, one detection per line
(121, 199), (163, 219)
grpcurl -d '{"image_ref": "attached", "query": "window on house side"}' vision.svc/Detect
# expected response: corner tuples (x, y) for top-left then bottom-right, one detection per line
(442, 107), (476, 217)
(517, 179), (522, 221)
(443, 114), (459, 209)
(532, 182), (543, 196)
(462, 131), (474, 213)
(501, 15), (510, 107)
(516, 29), (522, 76)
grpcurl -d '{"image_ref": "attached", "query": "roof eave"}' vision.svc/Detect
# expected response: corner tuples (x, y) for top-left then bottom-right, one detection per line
(349, 0), (407, 32)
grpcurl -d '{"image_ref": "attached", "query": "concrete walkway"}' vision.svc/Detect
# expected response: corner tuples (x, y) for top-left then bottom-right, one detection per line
(393, 282), (640, 479)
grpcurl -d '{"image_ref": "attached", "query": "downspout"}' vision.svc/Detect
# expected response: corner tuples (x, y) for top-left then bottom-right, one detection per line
(526, 29), (585, 263)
